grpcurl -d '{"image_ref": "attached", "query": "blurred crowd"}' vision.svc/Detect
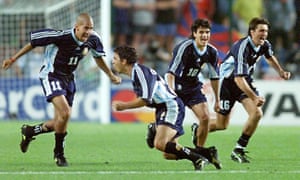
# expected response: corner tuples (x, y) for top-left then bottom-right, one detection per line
(112, 0), (300, 80)
(1, 0), (299, 80)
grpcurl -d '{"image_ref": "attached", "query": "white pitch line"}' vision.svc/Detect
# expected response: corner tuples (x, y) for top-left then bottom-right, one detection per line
(0, 170), (300, 175)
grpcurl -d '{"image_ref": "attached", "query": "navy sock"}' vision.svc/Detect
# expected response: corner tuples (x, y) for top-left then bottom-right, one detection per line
(165, 142), (199, 161)
(237, 133), (251, 148)
(54, 132), (67, 155)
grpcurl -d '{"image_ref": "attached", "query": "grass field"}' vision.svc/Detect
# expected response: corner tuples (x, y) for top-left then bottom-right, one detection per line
(0, 121), (299, 180)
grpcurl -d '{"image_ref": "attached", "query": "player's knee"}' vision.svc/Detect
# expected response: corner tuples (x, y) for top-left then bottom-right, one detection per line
(196, 112), (209, 123)
(252, 108), (263, 120)
(59, 108), (71, 121)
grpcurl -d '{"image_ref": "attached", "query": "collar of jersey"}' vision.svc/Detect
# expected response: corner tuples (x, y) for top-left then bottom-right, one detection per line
(193, 40), (207, 56)
(71, 28), (84, 46)
(131, 63), (138, 79)
(247, 36), (261, 52)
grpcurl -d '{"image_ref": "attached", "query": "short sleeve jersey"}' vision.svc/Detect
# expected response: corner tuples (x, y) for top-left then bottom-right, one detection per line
(30, 28), (105, 77)
(131, 63), (177, 106)
(168, 39), (219, 92)
(220, 36), (273, 81)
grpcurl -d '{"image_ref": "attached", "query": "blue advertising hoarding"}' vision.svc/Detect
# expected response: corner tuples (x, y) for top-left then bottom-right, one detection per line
(0, 78), (104, 122)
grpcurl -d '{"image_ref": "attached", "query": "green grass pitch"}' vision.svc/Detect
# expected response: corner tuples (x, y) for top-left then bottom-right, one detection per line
(0, 120), (299, 180)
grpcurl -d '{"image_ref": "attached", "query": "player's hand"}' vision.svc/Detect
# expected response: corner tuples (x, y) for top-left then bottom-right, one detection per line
(112, 101), (124, 111)
(214, 100), (220, 113)
(110, 74), (122, 84)
(254, 96), (265, 107)
(279, 70), (291, 80)
(2, 58), (14, 70)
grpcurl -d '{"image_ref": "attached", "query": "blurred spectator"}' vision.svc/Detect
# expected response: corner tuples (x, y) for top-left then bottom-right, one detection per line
(112, 0), (132, 47)
(176, 0), (198, 39)
(176, 0), (215, 40)
(155, 0), (179, 54)
(294, 0), (300, 46)
(0, 0), (13, 5)
(210, 21), (242, 60)
(130, 0), (155, 55)
(194, 0), (215, 20)
(233, 0), (263, 35)
(143, 39), (171, 76)
(212, 0), (239, 31)
(264, 0), (296, 64)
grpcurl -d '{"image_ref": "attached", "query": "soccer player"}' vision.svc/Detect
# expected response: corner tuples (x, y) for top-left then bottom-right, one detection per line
(111, 45), (207, 171)
(208, 17), (291, 163)
(2, 13), (121, 167)
(164, 18), (221, 169)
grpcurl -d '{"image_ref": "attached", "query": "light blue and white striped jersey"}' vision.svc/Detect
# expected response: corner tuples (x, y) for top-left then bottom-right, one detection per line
(131, 63), (177, 106)
(220, 36), (273, 80)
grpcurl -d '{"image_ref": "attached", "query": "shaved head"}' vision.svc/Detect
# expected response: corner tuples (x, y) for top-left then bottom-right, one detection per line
(74, 13), (94, 42)
(76, 13), (93, 26)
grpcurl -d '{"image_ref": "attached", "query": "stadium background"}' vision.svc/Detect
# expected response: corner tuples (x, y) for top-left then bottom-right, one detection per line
(0, 0), (299, 126)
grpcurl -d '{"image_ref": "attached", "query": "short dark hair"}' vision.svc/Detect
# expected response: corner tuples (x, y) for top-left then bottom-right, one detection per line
(190, 18), (211, 39)
(114, 45), (138, 64)
(248, 17), (270, 36)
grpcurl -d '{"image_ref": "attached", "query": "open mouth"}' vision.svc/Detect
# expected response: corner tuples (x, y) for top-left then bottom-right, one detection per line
(82, 33), (89, 39)
(257, 37), (266, 44)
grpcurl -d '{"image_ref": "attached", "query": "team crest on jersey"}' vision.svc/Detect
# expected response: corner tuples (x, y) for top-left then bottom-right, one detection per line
(82, 47), (89, 56)
(150, 68), (157, 75)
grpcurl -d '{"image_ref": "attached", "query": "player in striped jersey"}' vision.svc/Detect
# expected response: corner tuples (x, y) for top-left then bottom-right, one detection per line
(2, 13), (121, 166)
(112, 45), (207, 170)
(209, 17), (291, 163)
(165, 18), (221, 169)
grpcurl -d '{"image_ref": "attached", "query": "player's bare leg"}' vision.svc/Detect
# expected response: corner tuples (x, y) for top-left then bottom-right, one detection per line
(231, 98), (263, 163)
(241, 98), (263, 136)
(19, 109), (58, 153)
(190, 102), (222, 169)
(209, 113), (231, 132)
(154, 125), (207, 170)
(190, 103), (210, 147)
(51, 95), (71, 167)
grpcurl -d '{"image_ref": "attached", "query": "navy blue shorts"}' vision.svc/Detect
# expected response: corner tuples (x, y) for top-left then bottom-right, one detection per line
(155, 97), (185, 137)
(219, 78), (259, 115)
(40, 72), (76, 106)
(176, 88), (207, 108)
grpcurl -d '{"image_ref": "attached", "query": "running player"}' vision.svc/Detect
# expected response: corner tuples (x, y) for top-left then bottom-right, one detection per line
(208, 17), (291, 163)
(112, 45), (207, 171)
(164, 18), (221, 169)
(2, 13), (121, 166)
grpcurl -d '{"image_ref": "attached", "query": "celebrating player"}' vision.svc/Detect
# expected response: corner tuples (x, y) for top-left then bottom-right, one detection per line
(111, 45), (207, 171)
(164, 18), (221, 169)
(2, 13), (121, 166)
(208, 17), (291, 163)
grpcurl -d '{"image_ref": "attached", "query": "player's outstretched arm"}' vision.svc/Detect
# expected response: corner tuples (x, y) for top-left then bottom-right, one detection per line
(2, 43), (33, 70)
(94, 56), (122, 84)
(266, 56), (291, 80)
(165, 73), (175, 91)
(112, 98), (147, 111)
